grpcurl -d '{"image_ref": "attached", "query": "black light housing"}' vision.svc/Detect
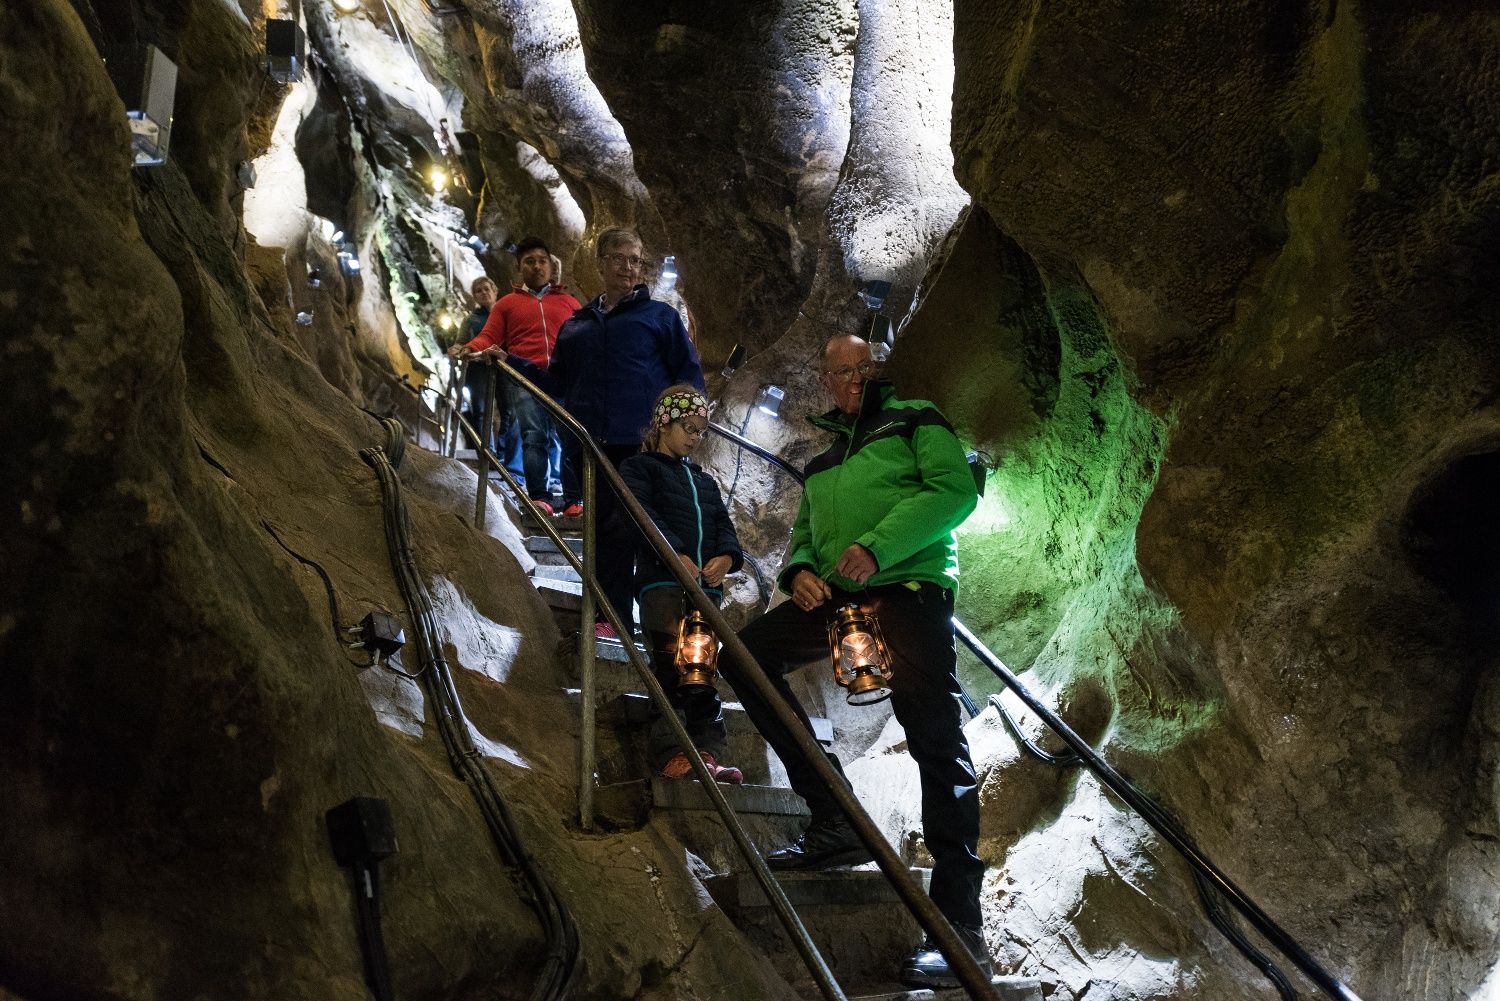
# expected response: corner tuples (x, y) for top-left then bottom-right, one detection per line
(721, 343), (747, 379)
(104, 44), (178, 167)
(266, 19), (305, 83)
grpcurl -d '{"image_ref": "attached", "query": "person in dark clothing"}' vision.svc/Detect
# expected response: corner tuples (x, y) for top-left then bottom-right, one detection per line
(494, 228), (705, 637)
(444, 276), (499, 448)
(722, 333), (990, 990)
(619, 385), (744, 784)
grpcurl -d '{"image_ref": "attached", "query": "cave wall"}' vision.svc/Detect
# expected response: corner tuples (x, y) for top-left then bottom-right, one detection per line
(8, 0), (1500, 999)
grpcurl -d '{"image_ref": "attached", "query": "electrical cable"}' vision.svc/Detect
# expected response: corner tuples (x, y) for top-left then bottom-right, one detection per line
(361, 419), (579, 1001)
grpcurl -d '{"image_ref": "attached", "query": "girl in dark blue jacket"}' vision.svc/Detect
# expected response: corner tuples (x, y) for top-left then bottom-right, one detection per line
(620, 385), (744, 784)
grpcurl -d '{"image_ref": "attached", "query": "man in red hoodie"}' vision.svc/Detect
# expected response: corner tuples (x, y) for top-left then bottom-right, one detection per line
(454, 238), (581, 515)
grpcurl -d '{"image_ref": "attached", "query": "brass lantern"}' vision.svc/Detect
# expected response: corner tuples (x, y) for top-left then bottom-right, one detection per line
(675, 608), (719, 691)
(828, 603), (893, 706)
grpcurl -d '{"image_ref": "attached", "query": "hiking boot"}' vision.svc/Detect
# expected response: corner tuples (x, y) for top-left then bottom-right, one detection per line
(766, 816), (874, 870)
(898, 924), (993, 989)
(560, 502), (584, 518)
(532, 499), (556, 517)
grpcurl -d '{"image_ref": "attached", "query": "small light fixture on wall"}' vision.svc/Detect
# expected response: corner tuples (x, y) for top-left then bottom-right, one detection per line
(754, 385), (785, 418)
(827, 603), (892, 706)
(104, 44), (178, 168)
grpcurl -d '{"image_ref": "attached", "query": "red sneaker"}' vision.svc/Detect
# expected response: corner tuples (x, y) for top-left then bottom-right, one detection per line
(532, 499), (556, 516)
(700, 752), (744, 786)
(560, 502), (584, 518)
(661, 752), (694, 780)
(594, 622), (619, 641)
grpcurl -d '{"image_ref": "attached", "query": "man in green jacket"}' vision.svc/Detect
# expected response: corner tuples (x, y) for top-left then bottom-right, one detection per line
(726, 333), (989, 989)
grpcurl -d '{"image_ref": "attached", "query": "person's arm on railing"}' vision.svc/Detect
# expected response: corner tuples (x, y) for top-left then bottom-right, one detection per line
(479, 346), (563, 400)
(700, 477), (743, 586)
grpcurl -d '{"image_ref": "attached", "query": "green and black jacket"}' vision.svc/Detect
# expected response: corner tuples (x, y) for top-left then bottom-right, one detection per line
(779, 381), (977, 596)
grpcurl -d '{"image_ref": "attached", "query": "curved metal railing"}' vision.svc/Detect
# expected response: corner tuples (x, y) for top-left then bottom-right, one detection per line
(387, 369), (965, 1000)
(703, 420), (1361, 1001)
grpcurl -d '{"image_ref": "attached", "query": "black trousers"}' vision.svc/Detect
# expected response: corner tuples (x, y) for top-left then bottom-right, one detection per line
(727, 581), (984, 930)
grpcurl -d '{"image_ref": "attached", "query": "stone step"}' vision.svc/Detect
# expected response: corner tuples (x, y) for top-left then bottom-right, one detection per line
(531, 563), (582, 583)
(526, 533), (582, 565)
(608, 691), (833, 744)
(845, 978), (1042, 1001)
(705, 867), (930, 910)
(569, 689), (788, 787)
(651, 777), (809, 817)
(593, 778), (809, 872)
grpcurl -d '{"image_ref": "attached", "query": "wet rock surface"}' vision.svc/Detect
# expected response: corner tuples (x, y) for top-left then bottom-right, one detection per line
(6, 0), (1500, 999)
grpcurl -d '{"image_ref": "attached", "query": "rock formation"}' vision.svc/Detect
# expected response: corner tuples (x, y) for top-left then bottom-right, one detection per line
(4, 0), (1499, 999)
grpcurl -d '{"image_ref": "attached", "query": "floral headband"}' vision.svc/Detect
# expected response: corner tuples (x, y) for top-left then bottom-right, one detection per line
(654, 391), (709, 429)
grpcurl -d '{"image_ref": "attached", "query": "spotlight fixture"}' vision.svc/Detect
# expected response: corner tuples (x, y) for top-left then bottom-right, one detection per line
(331, 229), (346, 244)
(674, 608), (718, 692)
(437, 310), (456, 331)
(464, 233), (490, 255)
(331, 0), (362, 12)
(754, 385), (785, 418)
(235, 159), (257, 191)
(966, 451), (988, 497)
(656, 254), (678, 296)
(720, 343), (747, 379)
(308, 267), (323, 289)
(349, 611), (406, 664)
(428, 165), (448, 192)
(265, 19), (306, 84)
(856, 279), (891, 312)
(827, 604), (892, 706)
(295, 310), (315, 326)
(103, 44), (178, 168)
(337, 250), (361, 277)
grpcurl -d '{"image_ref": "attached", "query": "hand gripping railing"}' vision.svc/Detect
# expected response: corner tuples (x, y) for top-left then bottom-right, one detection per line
(454, 362), (1001, 1000)
(704, 421), (1364, 1001)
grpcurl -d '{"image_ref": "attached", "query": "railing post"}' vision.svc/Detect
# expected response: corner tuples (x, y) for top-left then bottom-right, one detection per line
(578, 448), (597, 831)
(444, 358), (464, 457)
(473, 365), (494, 529)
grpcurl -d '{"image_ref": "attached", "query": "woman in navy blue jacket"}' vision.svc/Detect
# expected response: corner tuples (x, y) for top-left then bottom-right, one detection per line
(620, 386), (744, 784)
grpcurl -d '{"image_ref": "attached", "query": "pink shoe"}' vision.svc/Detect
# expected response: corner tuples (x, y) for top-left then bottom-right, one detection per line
(560, 502), (584, 518)
(661, 752), (694, 780)
(533, 499), (556, 516)
(594, 622), (619, 641)
(700, 752), (744, 786)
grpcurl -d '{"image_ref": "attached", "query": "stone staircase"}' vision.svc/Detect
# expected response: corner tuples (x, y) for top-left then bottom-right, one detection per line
(525, 527), (1042, 1001)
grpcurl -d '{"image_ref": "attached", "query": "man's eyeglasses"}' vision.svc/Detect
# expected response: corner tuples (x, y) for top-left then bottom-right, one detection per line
(601, 252), (644, 269)
(823, 361), (878, 383)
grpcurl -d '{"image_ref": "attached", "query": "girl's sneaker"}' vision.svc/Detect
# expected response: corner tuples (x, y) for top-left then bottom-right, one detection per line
(699, 752), (744, 786)
(659, 751), (744, 785)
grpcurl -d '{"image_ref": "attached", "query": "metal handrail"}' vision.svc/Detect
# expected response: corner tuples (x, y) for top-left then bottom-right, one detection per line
(708, 418), (1362, 1001)
(384, 371), (856, 1001)
(472, 361), (1000, 999)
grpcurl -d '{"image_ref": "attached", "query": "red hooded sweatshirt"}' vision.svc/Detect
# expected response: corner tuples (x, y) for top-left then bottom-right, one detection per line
(464, 284), (582, 368)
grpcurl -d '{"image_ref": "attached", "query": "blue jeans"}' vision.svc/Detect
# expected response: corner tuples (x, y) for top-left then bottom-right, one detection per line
(504, 379), (553, 501)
